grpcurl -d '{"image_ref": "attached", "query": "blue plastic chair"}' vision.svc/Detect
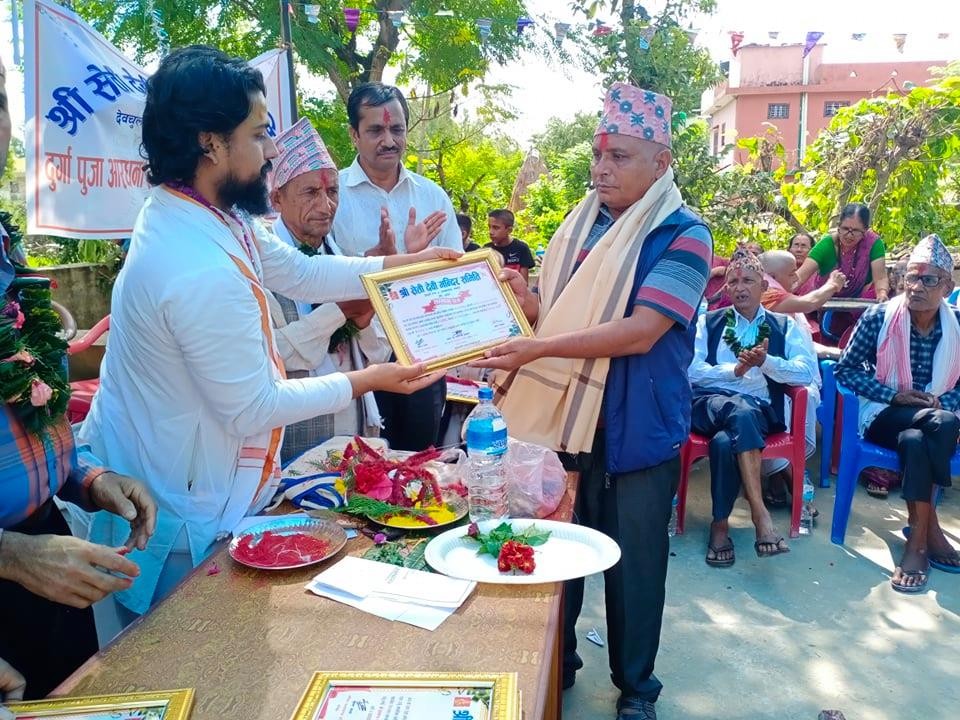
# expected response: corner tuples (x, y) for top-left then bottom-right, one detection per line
(949, 287), (960, 306)
(831, 381), (960, 545)
(820, 310), (840, 344)
(817, 360), (837, 488)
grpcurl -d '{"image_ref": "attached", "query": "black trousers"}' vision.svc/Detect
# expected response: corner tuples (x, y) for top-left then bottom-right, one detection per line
(562, 430), (679, 703)
(866, 406), (959, 502)
(374, 375), (447, 451)
(690, 392), (778, 521)
(0, 503), (98, 699)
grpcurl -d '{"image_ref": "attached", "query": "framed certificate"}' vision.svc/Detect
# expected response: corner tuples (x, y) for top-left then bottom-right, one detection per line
(362, 249), (533, 371)
(289, 671), (520, 720)
(6, 689), (194, 719)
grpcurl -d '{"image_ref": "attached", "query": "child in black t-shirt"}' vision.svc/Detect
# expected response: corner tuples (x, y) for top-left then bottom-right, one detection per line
(487, 209), (535, 281)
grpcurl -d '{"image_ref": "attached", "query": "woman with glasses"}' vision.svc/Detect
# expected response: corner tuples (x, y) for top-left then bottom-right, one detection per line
(795, 203), (890, 341)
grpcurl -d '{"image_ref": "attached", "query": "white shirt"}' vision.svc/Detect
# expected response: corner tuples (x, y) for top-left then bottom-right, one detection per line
(332, 156), (462, 256)
(78, 187), (385, 613)
(268, 219), (392, 436)
(688, 307), (817, 418)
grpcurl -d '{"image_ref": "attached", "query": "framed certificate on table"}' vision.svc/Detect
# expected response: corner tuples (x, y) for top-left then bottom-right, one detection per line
(290, 671), (520, 720)
(362, 250), (533, 371)
(6, 689), (194, 719)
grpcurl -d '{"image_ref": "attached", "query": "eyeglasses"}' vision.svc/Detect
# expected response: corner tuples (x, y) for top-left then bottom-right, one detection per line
(838, 226), (865, 238)
(903, 273), (943, 288)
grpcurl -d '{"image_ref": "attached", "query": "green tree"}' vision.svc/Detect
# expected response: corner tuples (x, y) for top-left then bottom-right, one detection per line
(75, 0), (532, 102)
(570, 0), (720, 115)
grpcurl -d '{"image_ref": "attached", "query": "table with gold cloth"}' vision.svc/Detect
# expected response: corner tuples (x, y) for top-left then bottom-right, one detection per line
(53, 473), (580, 720)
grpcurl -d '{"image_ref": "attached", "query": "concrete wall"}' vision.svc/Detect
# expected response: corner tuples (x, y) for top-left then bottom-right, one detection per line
(43, 263), (112, 329)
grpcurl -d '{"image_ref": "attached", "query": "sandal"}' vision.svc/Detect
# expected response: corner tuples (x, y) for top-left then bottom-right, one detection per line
(705, 539), (735, 567)
(891, 567), (929, 593)
(865, 482), (889, 499)
(754, 535), (790, 558)
(929, 554), (960, 574)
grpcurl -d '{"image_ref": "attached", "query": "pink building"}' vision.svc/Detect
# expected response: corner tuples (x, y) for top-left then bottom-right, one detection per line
(701, 44), (947, 167)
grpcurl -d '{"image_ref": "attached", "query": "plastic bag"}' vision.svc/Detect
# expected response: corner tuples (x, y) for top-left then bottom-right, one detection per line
(505, 439), (566, 519)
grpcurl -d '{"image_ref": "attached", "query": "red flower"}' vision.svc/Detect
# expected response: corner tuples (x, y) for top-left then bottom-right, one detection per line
(353, 462), (393, 501)
(497, 540), (536, 574)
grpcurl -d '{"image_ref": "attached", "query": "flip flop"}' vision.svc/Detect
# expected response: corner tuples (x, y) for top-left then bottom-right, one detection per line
(705, 540), (735, 567)
(865, 483), (889, 499)
(929, 555), (960, 574)
(754, 536), (790, 558)
(891, 567), (929, 593)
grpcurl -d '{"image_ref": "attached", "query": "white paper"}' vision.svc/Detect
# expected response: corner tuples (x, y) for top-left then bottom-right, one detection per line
(306, 556), (476, 631)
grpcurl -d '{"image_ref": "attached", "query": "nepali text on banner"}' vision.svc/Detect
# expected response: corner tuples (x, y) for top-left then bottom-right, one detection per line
(25, 0), (292, 240)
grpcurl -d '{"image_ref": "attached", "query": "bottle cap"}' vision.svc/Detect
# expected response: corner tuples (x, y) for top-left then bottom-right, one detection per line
(478, 386), (494, 401)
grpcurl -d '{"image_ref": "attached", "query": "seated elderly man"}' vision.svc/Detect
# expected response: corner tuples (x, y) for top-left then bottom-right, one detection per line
(267, 118), (393, 462)
(760, 249), (845, 319)
(836, 234), (960, 593)
(689, 248), (817, 566)
(758, 249), (839, 505)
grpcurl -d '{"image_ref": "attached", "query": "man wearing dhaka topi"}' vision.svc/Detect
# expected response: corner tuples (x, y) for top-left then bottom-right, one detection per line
(475, 83), (713, 720)
(267, 118), (395, 461)
(77, 46), (455, 624)
(836, 234), (960, 594)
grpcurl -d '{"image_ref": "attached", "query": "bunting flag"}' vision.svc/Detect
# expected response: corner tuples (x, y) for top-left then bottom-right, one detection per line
(851, 32), (866, 41)
(802, 31), (823, 58)
(893, 33), (907, 53)
(554, 21), (569, 46)
(938, 32), (950, 40)
(476, 17), (492, 42)
(435, 9), (454, 17)
(387, 10), (403, 28)
(304, 4), (319, 23)
(516, 16), (534, 36)
(343, 7), (360, 32)
(730, 30), (744, 56)
(768, 31), (779, 40)
(685, 28), (698, 44)
(593, 21), (613, 37)
(638, 25), (656, 50)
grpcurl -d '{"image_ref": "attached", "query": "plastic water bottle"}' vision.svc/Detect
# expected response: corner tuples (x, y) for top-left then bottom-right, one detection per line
(464, 387), (509, 522)
(799, 471), (815, 536)
(667, 495), (679, 537)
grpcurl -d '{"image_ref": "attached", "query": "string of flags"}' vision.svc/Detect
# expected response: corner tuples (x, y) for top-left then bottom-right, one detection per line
(294, 4), (663, 50)
(730, 29), (951, 57)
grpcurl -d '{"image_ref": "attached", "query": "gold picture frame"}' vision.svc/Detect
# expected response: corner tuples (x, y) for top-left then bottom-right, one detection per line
(5, 689), (194, 719)
(362, 249), (533, 372)
(289, 671), (520, 720)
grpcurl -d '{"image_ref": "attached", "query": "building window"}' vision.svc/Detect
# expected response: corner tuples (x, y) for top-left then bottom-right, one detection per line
(767, 103), (790, 119)
(824, 101), (850, 117)
(720, 122), (726, 148)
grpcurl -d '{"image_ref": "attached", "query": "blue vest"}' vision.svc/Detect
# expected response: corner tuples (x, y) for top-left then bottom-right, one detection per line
(703, 307), (790, 428)
(602, 206), (709, 474)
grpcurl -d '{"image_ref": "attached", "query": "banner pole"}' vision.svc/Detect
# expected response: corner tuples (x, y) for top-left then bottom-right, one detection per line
(279, 0), (299, 123)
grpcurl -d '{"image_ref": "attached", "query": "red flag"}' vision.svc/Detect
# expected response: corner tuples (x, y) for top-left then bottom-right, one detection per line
(730, 31), (744, 56)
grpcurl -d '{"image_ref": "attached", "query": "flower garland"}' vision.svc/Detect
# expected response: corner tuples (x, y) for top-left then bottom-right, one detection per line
(0, 283), (71, 433)
(1, 212), (70, 433)
(292, 240), (360, 352)
(721, 308), (771, 356)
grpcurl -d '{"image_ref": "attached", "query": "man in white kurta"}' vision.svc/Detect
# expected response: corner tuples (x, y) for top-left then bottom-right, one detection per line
(78, 46), (451, 616)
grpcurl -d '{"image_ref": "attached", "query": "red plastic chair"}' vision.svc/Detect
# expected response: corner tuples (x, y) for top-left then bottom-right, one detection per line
(676, 385), (809, 539)
(66, 315), (110, 424)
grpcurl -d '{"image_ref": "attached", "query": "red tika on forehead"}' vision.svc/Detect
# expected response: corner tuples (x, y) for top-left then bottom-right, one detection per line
(598, 132), (609, 151)
(382, 107), (392, 124)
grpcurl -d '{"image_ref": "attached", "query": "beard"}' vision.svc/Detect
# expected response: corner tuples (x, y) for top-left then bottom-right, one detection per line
(220, 161), (272, 216)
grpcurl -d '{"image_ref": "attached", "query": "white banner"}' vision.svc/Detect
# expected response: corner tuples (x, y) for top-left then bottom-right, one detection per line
(25, 0), (294, 239)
